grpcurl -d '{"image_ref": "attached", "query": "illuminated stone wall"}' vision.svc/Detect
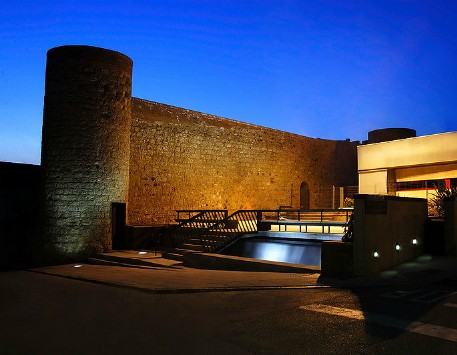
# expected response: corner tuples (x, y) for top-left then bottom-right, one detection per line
(40, 46), (132, 261)
(128, 99), (358, 224)
(38, 45), (358, 262)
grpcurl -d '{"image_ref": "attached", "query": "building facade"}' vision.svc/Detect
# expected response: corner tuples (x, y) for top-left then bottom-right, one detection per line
(358, 131), (457, 201)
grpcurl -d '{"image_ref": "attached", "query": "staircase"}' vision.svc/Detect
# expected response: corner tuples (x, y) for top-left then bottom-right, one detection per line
(161, 208), (352, 262)
(162, 210), (227, 261)
(163, 238), (205, 262)
(162, 210), (259, 260)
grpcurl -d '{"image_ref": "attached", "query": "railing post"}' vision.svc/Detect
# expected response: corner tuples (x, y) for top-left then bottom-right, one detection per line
(339, 186), (344, 208)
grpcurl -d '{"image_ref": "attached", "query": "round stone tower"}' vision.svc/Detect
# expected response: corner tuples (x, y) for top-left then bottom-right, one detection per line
(40, 45), (133, 262)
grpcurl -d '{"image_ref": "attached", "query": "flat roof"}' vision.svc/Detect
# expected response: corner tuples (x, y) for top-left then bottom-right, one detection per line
(358, 131), (457, 171)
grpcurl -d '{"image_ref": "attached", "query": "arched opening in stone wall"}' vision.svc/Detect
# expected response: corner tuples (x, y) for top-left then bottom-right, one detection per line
(300, 181), (310, 209)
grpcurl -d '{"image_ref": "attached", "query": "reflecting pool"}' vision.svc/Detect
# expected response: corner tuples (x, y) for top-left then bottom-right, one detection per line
(220, 232), (342, 267)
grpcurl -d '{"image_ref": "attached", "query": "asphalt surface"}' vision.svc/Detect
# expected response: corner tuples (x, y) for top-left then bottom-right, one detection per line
(2, 251), (457, 354)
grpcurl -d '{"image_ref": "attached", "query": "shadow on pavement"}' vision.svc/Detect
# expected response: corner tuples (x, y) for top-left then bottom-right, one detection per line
(316, 254), (457, 343)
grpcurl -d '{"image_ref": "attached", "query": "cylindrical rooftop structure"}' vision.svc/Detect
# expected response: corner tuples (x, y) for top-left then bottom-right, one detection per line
(367, 128), (416, 144)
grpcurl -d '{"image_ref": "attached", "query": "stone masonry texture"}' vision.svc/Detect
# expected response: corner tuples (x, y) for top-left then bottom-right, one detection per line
(39, 45), (357, 261)
(128, 99), (358, 224)
(40, 46), (132, 261)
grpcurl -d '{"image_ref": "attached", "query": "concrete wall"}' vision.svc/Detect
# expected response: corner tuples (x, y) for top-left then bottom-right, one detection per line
(40, 46), (133, 261)
(444, 197), (457, 256)
(353, 195), (427, 276)
(358, 132), (457, 196)
(127, 99), (358, 224)
(321, 241), (353, 277)
(359, 169), (389, 195)
(358, 131), (457, 172)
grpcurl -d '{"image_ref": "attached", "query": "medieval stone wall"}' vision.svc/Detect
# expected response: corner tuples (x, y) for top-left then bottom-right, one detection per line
(36, 44), (358, 263)
(128, 99), (358, 224)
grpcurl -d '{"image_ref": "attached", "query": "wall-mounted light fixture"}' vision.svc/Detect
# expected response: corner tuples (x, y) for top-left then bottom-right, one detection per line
(412, 238), (418, 245)
(395, 244), (401, 251)
(373, 251), (380, 258)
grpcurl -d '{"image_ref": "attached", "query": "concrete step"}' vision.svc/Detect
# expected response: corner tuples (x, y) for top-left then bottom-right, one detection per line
(181, 243), (204, 251)
(93, 250), (183, 268)
(162, 252), (185, 262)
(88, 257), (157, 269)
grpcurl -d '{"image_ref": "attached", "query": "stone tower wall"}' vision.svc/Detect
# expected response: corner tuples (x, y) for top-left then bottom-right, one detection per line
(128, 99), (358, 224)
(40, 46), (132, 260)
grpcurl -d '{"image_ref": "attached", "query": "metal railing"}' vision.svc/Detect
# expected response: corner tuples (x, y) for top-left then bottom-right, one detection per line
(169, 210), (228, 247)
(170, 208), (353, 253)
(175, 209), (228, 223)
(272, 208), (352, 223)
(200, 210), (259, 253)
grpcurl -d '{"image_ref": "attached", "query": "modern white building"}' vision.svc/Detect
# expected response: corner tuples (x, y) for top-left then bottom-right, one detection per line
(358, 131), (457, 200)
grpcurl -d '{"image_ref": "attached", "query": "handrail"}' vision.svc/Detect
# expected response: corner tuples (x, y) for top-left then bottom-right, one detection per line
(199, 210), (259, 253)
(201, 208), (353, 252)
(169, 210), (228, 247)
(170, 208), (353, 253)
(176, 209), (228, 222)
(244, 208), (353, 223)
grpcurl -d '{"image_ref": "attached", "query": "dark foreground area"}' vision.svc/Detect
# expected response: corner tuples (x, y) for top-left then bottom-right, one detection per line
(2, 254), (457, 354)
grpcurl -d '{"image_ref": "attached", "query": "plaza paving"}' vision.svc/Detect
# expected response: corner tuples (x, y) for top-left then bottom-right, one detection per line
(3, 252), (457, 354)
(31, 250), (457, 293)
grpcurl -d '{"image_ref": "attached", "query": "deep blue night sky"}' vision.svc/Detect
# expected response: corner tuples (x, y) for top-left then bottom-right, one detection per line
(1, 0), (457, 164)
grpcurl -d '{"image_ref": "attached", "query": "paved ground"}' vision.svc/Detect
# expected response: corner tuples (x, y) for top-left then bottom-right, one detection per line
(2, 251), (457, 354)
(30, 250), (457, 291)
